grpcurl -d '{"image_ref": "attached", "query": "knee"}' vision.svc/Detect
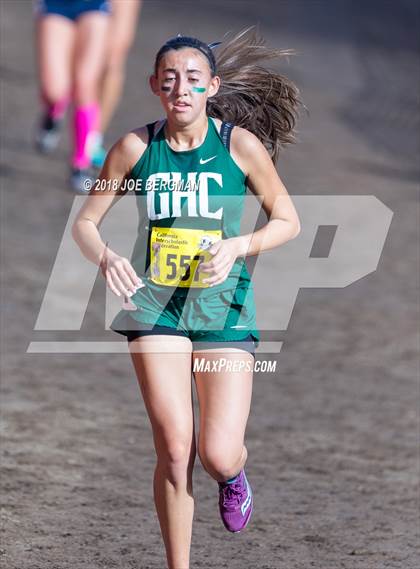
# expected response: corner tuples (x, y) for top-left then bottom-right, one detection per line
(198, 443), (244, 481)
(156, 437), (196, 484)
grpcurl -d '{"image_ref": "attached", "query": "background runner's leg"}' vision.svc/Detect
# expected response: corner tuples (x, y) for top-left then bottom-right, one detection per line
(99, 0), (142, 134)
(35, 14), (74, 152)
(72, 11), (109, 169)
(36, 14), (74, 107)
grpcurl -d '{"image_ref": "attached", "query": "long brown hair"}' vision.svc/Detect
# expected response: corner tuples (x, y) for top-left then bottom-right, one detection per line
(154, 26), (302, 164)
(207, 26), (302, 164)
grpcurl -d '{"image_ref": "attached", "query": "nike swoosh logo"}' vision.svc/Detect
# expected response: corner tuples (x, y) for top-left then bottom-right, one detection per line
(199, 155), (217, 164)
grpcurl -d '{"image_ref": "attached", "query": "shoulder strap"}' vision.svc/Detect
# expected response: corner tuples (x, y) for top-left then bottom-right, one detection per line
(146, 120), (166, 146)
(220, 121), (234, 151)
(146, 121), (157, 146)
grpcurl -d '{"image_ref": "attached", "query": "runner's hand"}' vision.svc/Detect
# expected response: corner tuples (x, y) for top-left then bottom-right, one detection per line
(100, 248), (143, 297)
(199, 238), (241, 287)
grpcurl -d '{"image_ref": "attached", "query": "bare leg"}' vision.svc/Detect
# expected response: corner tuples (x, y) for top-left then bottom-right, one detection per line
(73, 12), (110, 105)
(71, 12), (109, 172)
(99, 0), (142, 132)
(35, 14), (75, 105)
(192, 348), (254, 482)
(129, 336), (195, 569)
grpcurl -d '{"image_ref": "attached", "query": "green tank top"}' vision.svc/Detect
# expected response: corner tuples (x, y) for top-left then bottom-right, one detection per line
(128, 116), (252, 298)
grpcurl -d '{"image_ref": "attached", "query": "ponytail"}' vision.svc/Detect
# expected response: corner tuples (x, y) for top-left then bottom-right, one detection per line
(207, 26), (302, 164)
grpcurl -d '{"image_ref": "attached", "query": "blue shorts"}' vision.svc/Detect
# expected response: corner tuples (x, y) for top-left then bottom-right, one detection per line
(35, 0), (111, 21)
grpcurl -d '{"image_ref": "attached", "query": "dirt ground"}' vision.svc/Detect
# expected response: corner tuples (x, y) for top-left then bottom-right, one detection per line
(1, 1), (419, 568)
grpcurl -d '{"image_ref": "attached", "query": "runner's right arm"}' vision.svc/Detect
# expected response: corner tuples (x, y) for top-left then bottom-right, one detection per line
(72, 128), (147, 297)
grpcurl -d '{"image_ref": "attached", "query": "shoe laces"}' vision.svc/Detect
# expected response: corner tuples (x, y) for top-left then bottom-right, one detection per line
(220, 480), (246, 510)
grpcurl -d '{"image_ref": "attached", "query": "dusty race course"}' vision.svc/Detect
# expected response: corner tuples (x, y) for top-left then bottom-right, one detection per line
(1, 1), (419, 568)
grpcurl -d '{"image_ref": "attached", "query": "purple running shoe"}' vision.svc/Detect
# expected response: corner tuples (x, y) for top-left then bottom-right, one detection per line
(218, 469), (253, 533)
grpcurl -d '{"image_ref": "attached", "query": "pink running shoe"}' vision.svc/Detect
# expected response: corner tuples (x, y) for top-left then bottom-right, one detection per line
(218, 469), (253, 532)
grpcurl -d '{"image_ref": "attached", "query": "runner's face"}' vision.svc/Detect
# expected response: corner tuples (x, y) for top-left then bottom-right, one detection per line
(151, 48), (220, 120)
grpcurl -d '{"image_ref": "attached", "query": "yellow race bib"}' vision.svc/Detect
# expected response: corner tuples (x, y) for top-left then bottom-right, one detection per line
(150, 226), (222, 287)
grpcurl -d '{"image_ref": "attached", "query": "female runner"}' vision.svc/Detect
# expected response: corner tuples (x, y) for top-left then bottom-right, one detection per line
(34, 0), (111, 192)
(72, 27), (301, 569)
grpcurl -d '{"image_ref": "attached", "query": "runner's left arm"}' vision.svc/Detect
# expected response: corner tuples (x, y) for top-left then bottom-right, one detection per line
(231, 126), (301, 258)
(199, 127), (301, 286)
